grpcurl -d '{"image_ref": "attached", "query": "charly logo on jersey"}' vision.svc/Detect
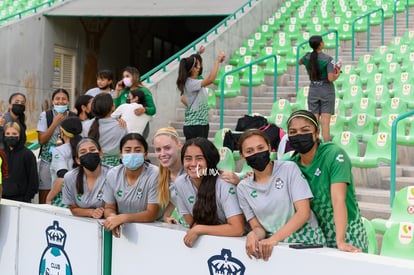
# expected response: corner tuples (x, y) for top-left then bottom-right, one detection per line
(228, 186), (236, 195)
(188, 195), (195, 204)
(39, 221), (73, 275)
(274, 177), (284, 189)
(207, 248), (245, 275)
(250, 190), (258, 198)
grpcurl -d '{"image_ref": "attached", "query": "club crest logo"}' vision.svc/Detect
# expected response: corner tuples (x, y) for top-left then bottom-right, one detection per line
(207, 249), (245, 275)
(39, 221), (73, 275)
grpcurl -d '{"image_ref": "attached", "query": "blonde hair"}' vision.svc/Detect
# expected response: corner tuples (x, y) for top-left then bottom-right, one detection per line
(154, 127), (181, 208)
(4, 122), (21, 134)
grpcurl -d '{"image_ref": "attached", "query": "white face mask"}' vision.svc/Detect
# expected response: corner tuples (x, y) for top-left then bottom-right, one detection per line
(122, 77), (132, 87)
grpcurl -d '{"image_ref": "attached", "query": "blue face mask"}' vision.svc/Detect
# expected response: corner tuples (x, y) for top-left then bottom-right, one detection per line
(122, 153), (145, 170)
(54, 105), (68, 113)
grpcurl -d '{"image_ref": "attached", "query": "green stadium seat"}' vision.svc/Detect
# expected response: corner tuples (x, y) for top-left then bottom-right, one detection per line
(285, 45), (299, 66)
(400, 52), (414, 72)
(257, 24), (273, 42)
(271, 33), (292, 56)
(266, 113), (289, 131)
(270, 99), (292, 117)
(379, 97), (408, 120)
(263, 55), (287, 76)
(214, 65), (235, 85)
(236, 161), (253, 179)
(372, 186), (414, 235)
(206, 88), (216, 109)
(377, 114), (408, 141)
(350, 132), (392, 168)
(291, 86), (309, 111)
(361, 217), (379, 255)
(240, 64), (265, 86)
(335, 64), (357, 88)
(265, 15), (283, 33)
(341, 85), (365, 108)
(213, 128), (232, 149)
(372, 45), (389, 65)
(380, 222), (414, 260)
(257, 47), (276, 65)
(228, 46), (253, 66)
(358, 63), (378, 85)
(284, 23), (301, 41)
(217, 147), (236, 172)
(379, 2), (394, 19)
(329, 114), (348, 140)
(350, 97), (377, 118)
(323, 31), (338, 49)
(353, 17), (368, 33)
(382, 62), (403, 85)
(337, 23), (353, 41)
(387, 36), (404, 54)
(332, 131), (360, 161)
(334, 97), (347, 117)
(236, 55), (256, 74)
(354, 54), (373, 74)
(347, 113), (377, 141)
(391, 83), (414, 109)
(365, 73), (388, 93)
(365, 84), (391, 107)
(336, 74), (362, 99)
(214, 74), (241, 98)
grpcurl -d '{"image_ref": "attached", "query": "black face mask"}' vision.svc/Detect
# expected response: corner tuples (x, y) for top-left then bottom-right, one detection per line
(4, 136), (19, 148)
(199, 67), (203, 76)
(100, 85), (110, 90)
(11, 104), (25, 116)
(79, 152), (101, 171)
(245, 151), (270, 172)
(288, 133), (315, 154)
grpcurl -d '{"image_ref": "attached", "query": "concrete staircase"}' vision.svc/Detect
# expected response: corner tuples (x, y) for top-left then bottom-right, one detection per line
(156, 7), (414, 224)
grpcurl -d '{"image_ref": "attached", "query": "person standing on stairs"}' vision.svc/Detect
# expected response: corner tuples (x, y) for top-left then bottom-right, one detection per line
(298, 35), (340, 142)
(176, 49), (226, 141)
(287, 110), (368, 253)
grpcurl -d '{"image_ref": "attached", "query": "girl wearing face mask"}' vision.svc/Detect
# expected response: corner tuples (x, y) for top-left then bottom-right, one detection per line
(175, 137), (245, 248)
(61, 138), (110, 218)
(237, 129), (325, 261)
(2, 122), (39, 202)
(47, 116), (83, 206)
(103, 133), (159, 237)
(287, 110), (367, 253)
(113, 66), (156, 139)
(0, 93), (27, 148)
(82, 93), (128, 167)
(37, 88), (74, 204)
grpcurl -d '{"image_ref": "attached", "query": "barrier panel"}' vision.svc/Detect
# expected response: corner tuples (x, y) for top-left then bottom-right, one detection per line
(110, 222), (414, 275)
(0, 200), (103, 275)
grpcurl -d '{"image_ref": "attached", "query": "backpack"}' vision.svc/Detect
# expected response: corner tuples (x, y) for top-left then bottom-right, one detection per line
(258, 123), (282, 151)
(223, 130), (242, 151)
(235, 114), (268, 131)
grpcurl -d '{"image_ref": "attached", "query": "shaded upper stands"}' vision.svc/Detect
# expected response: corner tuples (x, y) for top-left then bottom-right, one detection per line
(0, 0), (62, 24)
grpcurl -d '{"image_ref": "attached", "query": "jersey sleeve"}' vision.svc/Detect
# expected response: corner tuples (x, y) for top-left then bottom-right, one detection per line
(236, 180), (255, 222)
(328, 145), (353, 185)
(37, 111), (48, 132)
(217, 179), (242, 219)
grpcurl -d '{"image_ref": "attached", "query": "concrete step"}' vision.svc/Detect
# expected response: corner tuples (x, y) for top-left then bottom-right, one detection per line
(358, 201), (391, 220)
(381, 176), (414, 191)
(355, 187), (390, 205)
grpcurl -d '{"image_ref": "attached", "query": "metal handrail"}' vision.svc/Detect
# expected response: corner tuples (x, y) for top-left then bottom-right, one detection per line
(389, 110), (414, 206)
(394, 0), (409, 36)
(295, 29), (338, 93)
(140, 0), (256, 84)
(0, 0), (63, 24)
(351, 8), (384, 61)
(219, 54), (277, 129)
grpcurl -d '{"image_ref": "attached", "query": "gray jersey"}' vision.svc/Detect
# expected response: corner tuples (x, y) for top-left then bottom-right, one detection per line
(103, 163), (159, 214)
(62, 165), (111, 209)
(50, 144), (73, 185)
(85, 88), (115, 97)
(237, 161), (325, 244)
(175, 175), (242, 224)
(184, 78), (208, 111)
(81, 117), (128, 157)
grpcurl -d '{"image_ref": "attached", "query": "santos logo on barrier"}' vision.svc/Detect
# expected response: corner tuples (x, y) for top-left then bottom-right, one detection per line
(39, 220), (73, 275)
(207, 248), (246, 275)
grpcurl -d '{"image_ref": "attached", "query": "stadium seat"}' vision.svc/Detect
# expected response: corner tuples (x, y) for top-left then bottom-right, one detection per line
(271, 33), (292, 56)
(236, 55), (256, 74)
(387, 36), (404, 54)
(206, 88), (216, 109)
(335, 64), (357, 88)
(257, 24), (273, 41)
(263, 55), (287, 76)
(257, 47), (276, 65)
(337, 74), (361, 99)
(323, 32), (339, 49)
(214, 65), (235, 85)
(217, 147), (236, 172)
(334, 97), (347, 117)
(341, 85), (365, 108)
(285, 45), (299, 66)
(380, 222), (414, 260)
(266, 113), (288, 131)
(372, 45), (389, 65)
(240, 64), (265, 86)
(379, 97), (408, 120)
(379, 62), (402, 84)
(291, 86), (309, 111)
(213, 128), (232, 149)
(270, 99), (292, 117)
(358, 63), (378, 85)
(365, 84), (391, 108)
(361, 217), (379, 255)
(347, 113), (377, 141)
(214, 74), (241, 98)
(350, 132), (392, 168)
(391, 83), (414, 109)
(354, 54), (373, 74)
(337, 23), (353, 41)
(228, 47), (253, 66)
(284, 23), (301, 41)
(236, 160), (253, 179)
(349, 97), (377, 118)
(377, 114), (408, 141)
(330, 115), (348, 140)
(372, 186), (414, 235)
(332, 131), (360, 160)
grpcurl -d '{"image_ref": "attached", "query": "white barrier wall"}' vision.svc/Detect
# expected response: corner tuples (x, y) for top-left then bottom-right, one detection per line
(0, 200), (103, 275)
(111, 222), (414, 275)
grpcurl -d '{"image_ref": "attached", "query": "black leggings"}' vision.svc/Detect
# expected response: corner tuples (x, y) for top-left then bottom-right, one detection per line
(183, 124), (209, 141)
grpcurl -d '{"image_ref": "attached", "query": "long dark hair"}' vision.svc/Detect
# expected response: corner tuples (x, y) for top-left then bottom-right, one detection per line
(123, 66), (145, 88)
(119, 133), (148, 153)
(9, 93), (27, 129)
(309, 35), (322, 81)
(75, 138), (102, 195)
(176, 56), (197, 95)
(181, 137), (220, 226)
(52, 88), (70, 101)
(74, 94), (93, 117)
(88, 93), (113, 141)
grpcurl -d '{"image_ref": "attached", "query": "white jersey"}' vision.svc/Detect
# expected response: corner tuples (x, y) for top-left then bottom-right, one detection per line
(62, 165), (111, 209)
(103, 163), (159, 214)
(50, 143), (73, 185)
(175, 174), (242, 224)
(85, 87), (115, 97)
(111, 103), (150, 134)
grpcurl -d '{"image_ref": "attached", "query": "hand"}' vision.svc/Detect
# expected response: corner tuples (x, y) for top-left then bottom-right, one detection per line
(112, 226), (121, 238)
(217, 50), (226, 63)
(91, 207), (104, 219)
(337, 241), (361, 252)
(259, 238), (278, 261)
(134, 106), (146, 116)
(115, 80), (125, 91)
(116, 118), (127, 128)
(183, 226), (200, 248)
(103, 215), (123, 231)
(198, 45), (206, 54)
(163, 216), (178, 224)
(0, 114), (5, 127)
(53, 112), (67, 126)
(245, 231), (260, 259)
(220, 171), (241, 185)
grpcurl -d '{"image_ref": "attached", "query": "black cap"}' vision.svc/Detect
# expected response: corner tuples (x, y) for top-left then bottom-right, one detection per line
(60, 116), (82, 135)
